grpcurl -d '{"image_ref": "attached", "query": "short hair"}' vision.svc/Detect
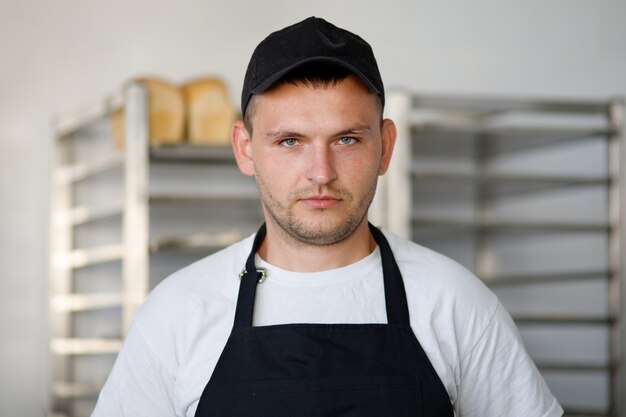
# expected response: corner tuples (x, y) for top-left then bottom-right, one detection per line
(243, 62), (383, 134)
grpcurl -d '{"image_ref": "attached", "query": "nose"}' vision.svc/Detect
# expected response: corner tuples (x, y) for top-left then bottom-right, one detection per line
(306, 143), (337, 186)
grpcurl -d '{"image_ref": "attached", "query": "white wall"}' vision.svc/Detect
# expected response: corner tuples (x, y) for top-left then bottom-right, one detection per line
(1, 0), (625, 415)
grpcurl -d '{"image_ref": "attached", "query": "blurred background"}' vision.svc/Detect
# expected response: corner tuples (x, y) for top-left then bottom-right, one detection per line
(1, 0), (626, 416)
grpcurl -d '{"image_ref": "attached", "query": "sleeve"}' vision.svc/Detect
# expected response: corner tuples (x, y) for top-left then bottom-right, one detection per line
(90, 322), (178, 417)
(455, 303), (563, 417)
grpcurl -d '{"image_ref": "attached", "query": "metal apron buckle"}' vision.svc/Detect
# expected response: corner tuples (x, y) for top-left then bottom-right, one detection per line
(239, 267), (268, 283)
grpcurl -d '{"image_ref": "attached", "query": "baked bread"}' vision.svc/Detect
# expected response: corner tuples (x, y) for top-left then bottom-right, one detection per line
(181, 77), (237, 145)
(111, 77), (185, 148)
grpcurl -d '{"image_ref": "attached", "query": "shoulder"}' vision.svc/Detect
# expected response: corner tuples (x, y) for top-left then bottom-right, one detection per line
(382, 229), (497, 310)
(142, 233), (254, 312)
(129, 233), (256, 354)
(382, 228), (498, 339)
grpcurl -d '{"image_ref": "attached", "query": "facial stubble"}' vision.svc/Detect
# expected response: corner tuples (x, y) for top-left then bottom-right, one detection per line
(255, 174), (378, 247)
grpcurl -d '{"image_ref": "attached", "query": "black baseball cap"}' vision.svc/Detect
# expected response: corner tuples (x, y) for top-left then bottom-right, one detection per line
(241, 16), (384, 116)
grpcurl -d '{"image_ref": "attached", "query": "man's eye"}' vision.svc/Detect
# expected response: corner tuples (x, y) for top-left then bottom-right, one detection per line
(338, 137), (357, 145)
(280, 138), (298, 147)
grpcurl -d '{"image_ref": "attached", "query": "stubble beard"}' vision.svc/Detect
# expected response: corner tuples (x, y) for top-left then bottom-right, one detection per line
(257, 177), (377, 247)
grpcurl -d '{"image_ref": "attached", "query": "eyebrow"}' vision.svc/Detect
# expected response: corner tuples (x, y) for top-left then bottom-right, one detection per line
(337, 127), (372, 136)
(264, 130), (303, 141)
(264, 125), (373, 141)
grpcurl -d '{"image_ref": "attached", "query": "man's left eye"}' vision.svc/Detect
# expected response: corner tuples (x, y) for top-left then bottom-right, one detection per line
(280, 138), (298, 147)
(338, 137), (357, 145)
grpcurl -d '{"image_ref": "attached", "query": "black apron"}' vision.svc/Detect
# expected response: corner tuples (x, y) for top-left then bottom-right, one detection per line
(195, 223), (453, 416)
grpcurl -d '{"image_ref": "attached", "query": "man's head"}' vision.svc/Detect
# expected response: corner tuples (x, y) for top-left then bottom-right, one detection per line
(232, 17), (396, 249)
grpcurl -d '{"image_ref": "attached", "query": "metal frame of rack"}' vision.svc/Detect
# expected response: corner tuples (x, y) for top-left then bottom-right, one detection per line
(48, 82), (260, 417)
(384, 91), (625, 417)
(49, 90), (126, 415)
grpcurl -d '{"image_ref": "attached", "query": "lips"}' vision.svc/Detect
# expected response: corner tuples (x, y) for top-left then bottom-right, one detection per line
(299, 195), (341, 209)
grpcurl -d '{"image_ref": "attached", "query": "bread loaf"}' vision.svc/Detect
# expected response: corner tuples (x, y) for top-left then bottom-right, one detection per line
(181, 78), (237, 145)
(110, 77), (185, 148)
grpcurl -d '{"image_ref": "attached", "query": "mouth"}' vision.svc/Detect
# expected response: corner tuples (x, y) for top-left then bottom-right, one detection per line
(299, 195), (342, 209)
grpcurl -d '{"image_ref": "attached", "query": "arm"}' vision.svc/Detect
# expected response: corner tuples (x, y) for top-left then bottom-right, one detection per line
(455, 303), (563, 417)
(91, 322), (178, 417)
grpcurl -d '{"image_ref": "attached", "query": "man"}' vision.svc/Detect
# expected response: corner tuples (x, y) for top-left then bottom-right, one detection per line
(92, 17), (563, 416)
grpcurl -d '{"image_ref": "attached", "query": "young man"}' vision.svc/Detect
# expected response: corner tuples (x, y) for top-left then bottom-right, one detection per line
(92, 17), (563, 416)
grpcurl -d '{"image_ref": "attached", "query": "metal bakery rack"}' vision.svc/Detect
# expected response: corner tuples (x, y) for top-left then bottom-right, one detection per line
(384, 91), (625, 417)
(48, 82), (262, 417)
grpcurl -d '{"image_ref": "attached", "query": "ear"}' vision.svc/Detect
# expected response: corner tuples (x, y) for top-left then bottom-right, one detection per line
(378, 118), (397, 175)
(232, 120), (255, 176)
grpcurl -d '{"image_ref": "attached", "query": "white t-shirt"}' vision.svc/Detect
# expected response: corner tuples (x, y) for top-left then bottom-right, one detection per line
(92, 229), (563, 417)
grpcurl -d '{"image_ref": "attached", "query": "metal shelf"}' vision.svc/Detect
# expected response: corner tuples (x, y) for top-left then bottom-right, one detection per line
(56, 230), (244, 270)
(149, 143), (235, 163)
(409, 95), (612, 114)
(52, 382), (103, 399)
(149, 229), (242, 252)
(68, 201), (124, 226)
(51, 293), (123, 312)
(54, 93), (123, 138)
(60, 244), (125, 269)
(411, 122), (612, 141)
(484, 270), (610, 286)
(408, 121), (613, 155)
(411, 166), (609, 195)
(411, 217), (610, 234)
(563, 408), (611, 417)
(50, 338), (122, 355)
(513, 315), (615, 325)
(536, 362), (613, 372)
(149, 191), (259, 203)
(49, 413), (71, 417)
(55, 154), (124, 184)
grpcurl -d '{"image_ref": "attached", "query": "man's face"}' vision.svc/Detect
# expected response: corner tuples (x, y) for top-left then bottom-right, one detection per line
(233, 75), (395, 246)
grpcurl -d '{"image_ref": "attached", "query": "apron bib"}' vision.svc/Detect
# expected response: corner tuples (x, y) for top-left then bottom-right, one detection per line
(195, 224), (453, 416)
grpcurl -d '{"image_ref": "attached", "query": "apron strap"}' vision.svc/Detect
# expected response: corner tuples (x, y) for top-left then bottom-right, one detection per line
(233, 223), (411, 329)
(233, 224), (267, 330)
(368, 224), (411, 326)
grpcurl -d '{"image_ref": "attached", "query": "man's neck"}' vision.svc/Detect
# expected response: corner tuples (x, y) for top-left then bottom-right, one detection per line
(257, 219), (376, 272)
